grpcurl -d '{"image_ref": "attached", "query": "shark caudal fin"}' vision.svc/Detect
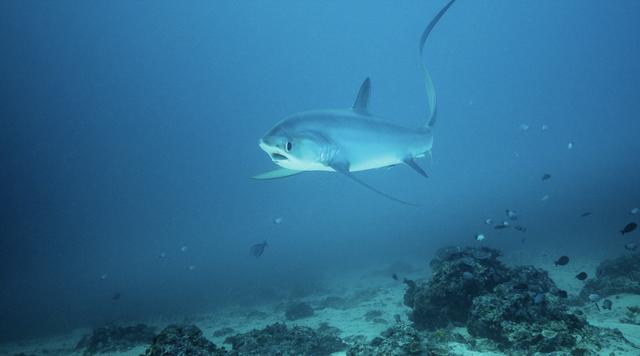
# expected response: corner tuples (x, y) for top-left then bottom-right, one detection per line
(420, 0), (456, 130)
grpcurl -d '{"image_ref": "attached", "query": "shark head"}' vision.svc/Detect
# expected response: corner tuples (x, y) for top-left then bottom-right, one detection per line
(259, 122), (334, 171)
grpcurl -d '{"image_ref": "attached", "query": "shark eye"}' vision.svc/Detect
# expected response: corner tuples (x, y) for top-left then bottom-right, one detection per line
(285, 142), (292, 152)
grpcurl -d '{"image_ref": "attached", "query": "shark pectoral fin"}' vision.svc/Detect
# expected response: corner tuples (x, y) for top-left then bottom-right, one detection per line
(352, 77), (371, 115)
(329, 162), (420, 207)
(404, 157), (429, 178)
(252, 168), (303, 180)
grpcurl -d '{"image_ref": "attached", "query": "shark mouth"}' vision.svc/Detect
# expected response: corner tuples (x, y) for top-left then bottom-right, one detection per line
(270, 153), (288, 161)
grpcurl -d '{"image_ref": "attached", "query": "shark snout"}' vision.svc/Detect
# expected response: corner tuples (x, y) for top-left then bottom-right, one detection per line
(259, 138), (289, 162)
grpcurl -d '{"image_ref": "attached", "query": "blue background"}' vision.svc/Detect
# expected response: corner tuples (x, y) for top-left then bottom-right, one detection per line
(1, 0), (639, 341)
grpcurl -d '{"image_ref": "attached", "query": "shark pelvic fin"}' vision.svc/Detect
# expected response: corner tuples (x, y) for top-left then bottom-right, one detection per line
(252, 168), (302, 180)
(404, 157), (429, 178)
(330, 161), (420, 206)
(352, 77), (371, 115)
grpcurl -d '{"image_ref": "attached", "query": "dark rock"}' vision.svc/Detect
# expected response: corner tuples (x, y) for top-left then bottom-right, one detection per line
(224, 322), (346, 355)
(405, 247), (509, 329)
(144, 324), (225, 356)
(75, 323), (155, 355)
(285, 302), (314, 320)
(580, 253), (640, 299)
(212, 327), (235, 338)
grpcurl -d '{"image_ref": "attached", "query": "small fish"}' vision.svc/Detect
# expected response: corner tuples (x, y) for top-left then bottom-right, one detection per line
(580, 212), (592, 217)
(273, 217), (283, 224)
(631, 208), (640, 215)
(512, 283), (528, 291)
(625, 242), (638, 251)
(620, 222), (638, 235)
(519, 124), (530, 132)
(112, 292), (121, 300)
(554, 256), (569, 266)
(188, 265), (196, 271)
(541, 173), (551, 181)
(602, 299), (612, 310)
(484, 218), (493, 225)
(505, 209), (518, 220)
(462, 272), (474, 280)
(100, 273), (108, 281)
(514, 226), (527, 232)
(475, 233), (486, 241)
(588, 293), (601, 302)
(556, 289), (568, 299)
(541, 194), (550, 201)
(392, 273), (398, 281)
(494, 223), (509, 230)
(567, 141), (574, 150)
(541, 124), (549, 131)
(158, 252), (167, 259)
(533, 293), (545, 304)
(250, 241), (268, 258)
(575, 272), (588, 281)
(180, 245), (188, 252)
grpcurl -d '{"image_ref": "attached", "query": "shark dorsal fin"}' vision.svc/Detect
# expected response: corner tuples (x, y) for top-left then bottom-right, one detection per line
(352, 77), (371, 114)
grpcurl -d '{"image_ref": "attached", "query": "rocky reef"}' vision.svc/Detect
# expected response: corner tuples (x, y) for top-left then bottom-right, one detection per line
(145, 324), (226, 356)
(404, 246), (510, 329)
(402, 246), (631, 354)
(580, 253), (640, 299)
(74, 323), (155, 355)
(224, 322), (346, 355)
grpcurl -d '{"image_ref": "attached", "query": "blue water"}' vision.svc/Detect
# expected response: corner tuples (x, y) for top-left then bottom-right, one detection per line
(1, 0), (639, 342)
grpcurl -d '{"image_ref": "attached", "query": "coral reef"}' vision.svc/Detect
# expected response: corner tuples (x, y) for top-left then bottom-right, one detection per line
(404, 246), (510, 329)
(580, 253), (640, 299)
(224, 322), (346, 355)
(284, 302), (314, 320)
(346, 323), (427, 355)
(401, 246), (626, 354)
(75, 323), (155, 355)
(144, 324), (225, 356)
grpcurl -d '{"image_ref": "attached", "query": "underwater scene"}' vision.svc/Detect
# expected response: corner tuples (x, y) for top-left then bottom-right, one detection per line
(2, 0), (640, 355)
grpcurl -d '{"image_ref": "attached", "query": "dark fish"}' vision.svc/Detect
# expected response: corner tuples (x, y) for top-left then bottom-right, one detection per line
(556, 289), (568, 299)
(250, 241), (268, 258)
(576, 272), (588, 281)
(512, 283), (528, 291)
(621, 222), (638, 235)
(554, 256), (569, 266)
(541, 173), (551, 180)
(514, 225), (527, 232)
(112, 292), (121, 300)
(602, 299), (612, 310)
(505, 209), (518, 220)
(494, 223), (509, 230)
(392, 273), (398, 281)
(580, 212), (592, 217)
(625, 242), (638, 251)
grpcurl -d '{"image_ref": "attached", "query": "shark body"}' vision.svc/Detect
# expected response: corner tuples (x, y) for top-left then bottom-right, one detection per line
(254, 0), (456, 205)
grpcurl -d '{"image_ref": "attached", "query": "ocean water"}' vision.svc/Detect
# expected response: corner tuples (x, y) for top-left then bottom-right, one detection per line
(1, 0), (640, 352)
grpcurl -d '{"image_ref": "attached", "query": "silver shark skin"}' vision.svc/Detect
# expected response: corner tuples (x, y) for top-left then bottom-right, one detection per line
(254, 0), (456, 205)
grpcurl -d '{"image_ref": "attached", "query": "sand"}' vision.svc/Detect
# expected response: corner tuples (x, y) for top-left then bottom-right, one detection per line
(2, 259), (640, 356)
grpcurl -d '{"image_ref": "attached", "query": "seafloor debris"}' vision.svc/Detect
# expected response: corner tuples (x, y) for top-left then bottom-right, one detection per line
(224, 322), (346, 355)
(145, 324), (225, 356)
(75, 323), (155, 355)
(580, 253), (640, 299)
